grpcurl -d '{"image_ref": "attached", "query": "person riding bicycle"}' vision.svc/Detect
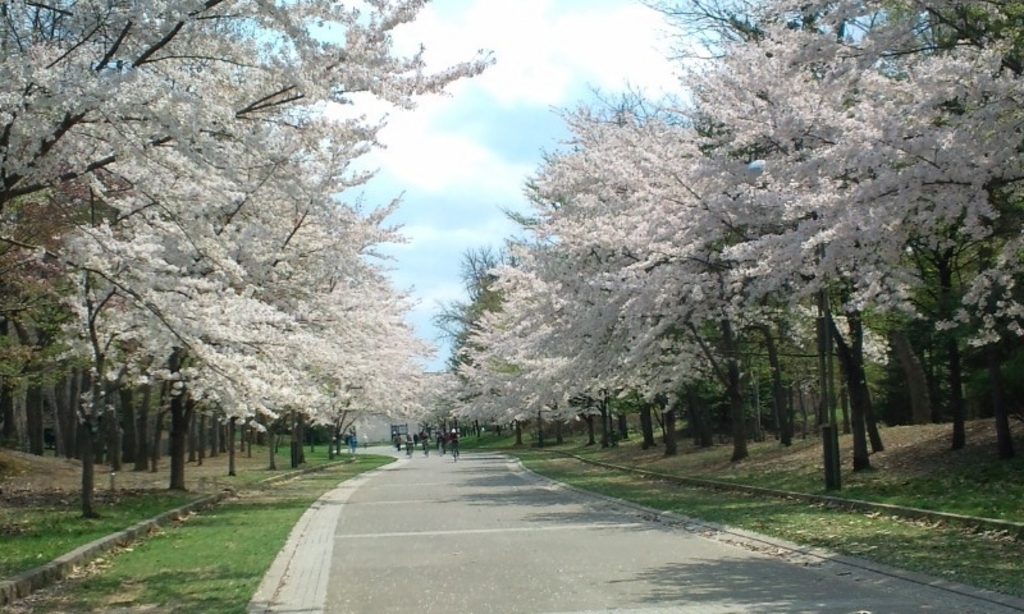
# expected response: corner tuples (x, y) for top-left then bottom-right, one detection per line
(448, 429), (460, 460)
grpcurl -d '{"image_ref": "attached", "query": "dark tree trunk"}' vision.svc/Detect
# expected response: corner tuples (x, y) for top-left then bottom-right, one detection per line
(838, 373), (851, 435)
(584, 414), (596, 446)
(687, 389), (714, 448)
(663, 405), (677, 457)
(761, 324), (792, 446)
(937, 255), (966, 450)
(80, 416), (99, 518)
(987, 345), (1015, 459)
(120, 387), (136, 464)
(721, 319), (748, 462)
(0, 318), (15, 448)
(134, 385), (151, 472)
(639, 401), (656, 449)
(168, 349), (192, 491)
(169, 394), (193, 490)
(80, 363), (103, 518)
(268, 423), (277, 470)
(599, 398), (610, 448)
(536, 410), (544, 447)
(105, 386), (122, 471)
(829, 312), (874, 471)
(59, 371), (80, 459)
(187, 404), (198, 463)
(617, 413), (628, 440)
(26, 383), (44, 456)
(514, 420), (523, 446)
(228, 417), (237, 476)
(889, 330), (932, 425)
(150, 408), (165, 473)
(210, 419), (220, 458)
(197, 412), (206, 466)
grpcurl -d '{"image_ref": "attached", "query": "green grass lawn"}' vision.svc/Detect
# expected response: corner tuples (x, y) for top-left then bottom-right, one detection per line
(14, 454), (393, 613)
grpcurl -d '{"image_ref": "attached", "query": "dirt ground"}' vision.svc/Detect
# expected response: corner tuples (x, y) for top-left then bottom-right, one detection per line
(0, 443), (319, 505)
(564, 418), (1021, 485)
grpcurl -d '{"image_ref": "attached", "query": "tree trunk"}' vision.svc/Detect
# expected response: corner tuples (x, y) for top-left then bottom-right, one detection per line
(210, 419), (220, 457)
(168, 349), (191, 490)
(889, 330), (933, 424)
(80, 365), (103, 518)
(599, 398), (610, 448)
(120, 387), (136, 465)
(0, 318), (15, 449)
(268, 424), (277, 470)
(639, 401), (656, 449)
(187, 404), (198, 463)
(60, 371), (81, 459)
(987, 345), (1015, 459)
(687, 389), (714, 448)
(663, 405), (677, 457)
(150, 409), (165, 473)
(514, 420), (523, 446)
(938, 255), (966, 450)
(105, 386), (122, 472)
(197, 412), (206, 467)
(169, 394), (192, 490)
(134, 384), (151, 472)
(829, 313), (873, 471)
(584, 414), (596, 446)
(26, 383), (45, 456)
(720, 319), (748, 462)
(80, 416), (99, 518)
(761, 324), (792, 446)
(536, 410), (544, 447)
(228, 417), (237, 476)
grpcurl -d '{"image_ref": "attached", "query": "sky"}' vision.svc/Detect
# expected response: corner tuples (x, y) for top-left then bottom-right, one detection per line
(349, 0), (685, 371)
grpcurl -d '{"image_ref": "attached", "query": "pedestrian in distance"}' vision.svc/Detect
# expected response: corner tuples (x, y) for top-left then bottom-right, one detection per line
(420, 430), (430, 456)
(348, 429), (358, 454)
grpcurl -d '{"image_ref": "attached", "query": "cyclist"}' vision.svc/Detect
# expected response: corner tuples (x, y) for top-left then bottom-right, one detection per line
(449, 429), (460, 461)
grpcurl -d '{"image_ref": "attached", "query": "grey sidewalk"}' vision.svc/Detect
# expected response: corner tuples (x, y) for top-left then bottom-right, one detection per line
(248, 447), (1024, 614)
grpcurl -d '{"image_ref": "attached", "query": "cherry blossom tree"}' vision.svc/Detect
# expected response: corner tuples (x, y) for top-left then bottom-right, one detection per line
(2, 1), (489, 513)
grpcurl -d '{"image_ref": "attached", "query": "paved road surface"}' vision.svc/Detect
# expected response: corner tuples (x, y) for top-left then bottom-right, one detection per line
(249, 447), (1024, 614)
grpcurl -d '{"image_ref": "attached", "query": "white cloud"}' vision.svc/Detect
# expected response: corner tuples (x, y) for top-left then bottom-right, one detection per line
(361, 102), (536, 195)
(397, 0), (679, 107)
(391, 216), (523, 251)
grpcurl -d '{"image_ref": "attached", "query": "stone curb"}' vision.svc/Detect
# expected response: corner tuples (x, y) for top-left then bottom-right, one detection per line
(0, 458), (354, 607)
(510, 455), (1024, 613)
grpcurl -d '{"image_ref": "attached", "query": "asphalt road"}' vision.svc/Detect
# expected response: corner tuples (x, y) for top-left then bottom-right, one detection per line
(251, 447), (1024, 614)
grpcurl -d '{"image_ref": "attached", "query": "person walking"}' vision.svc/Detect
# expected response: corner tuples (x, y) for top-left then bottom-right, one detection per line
(420, 430), (430, 457)
(348, 429), (358, 454)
